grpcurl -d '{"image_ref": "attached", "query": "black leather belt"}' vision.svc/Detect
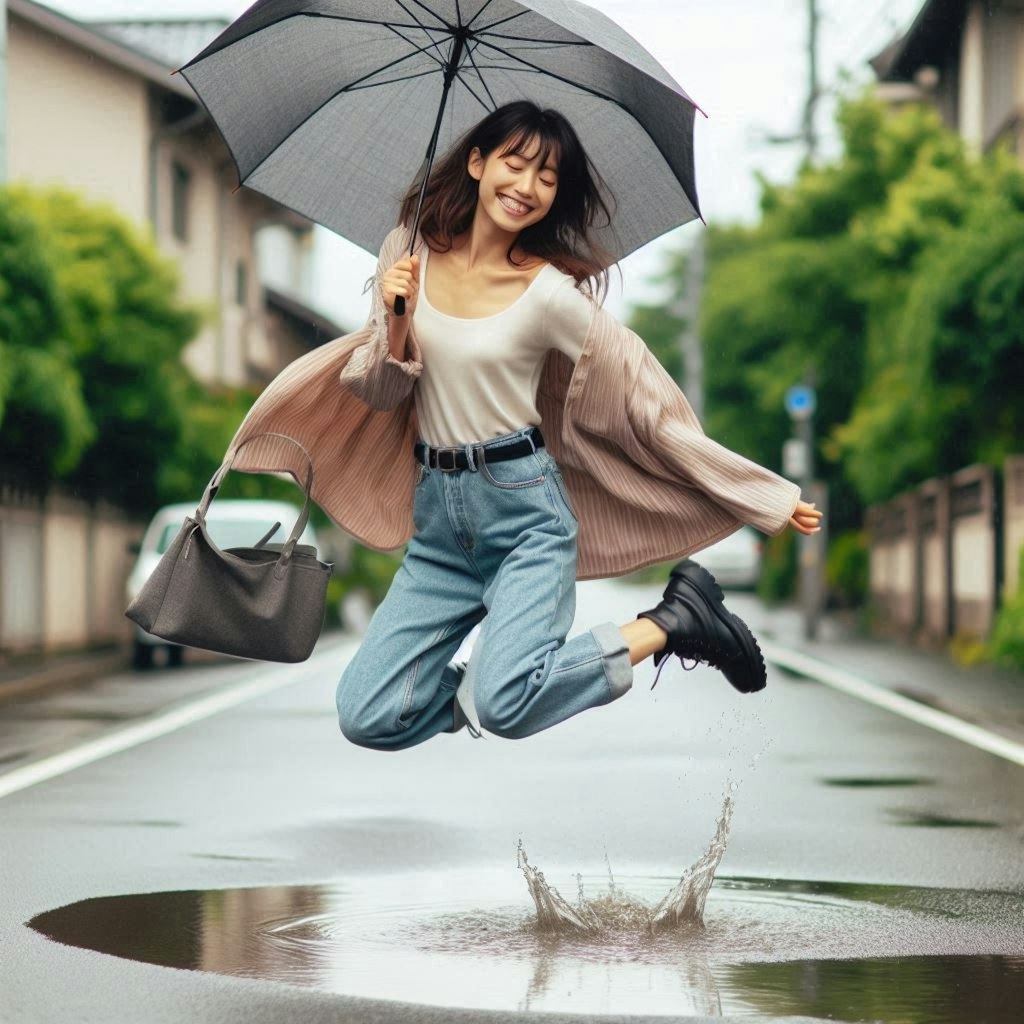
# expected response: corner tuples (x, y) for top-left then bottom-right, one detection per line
(414, 427), (544, 471)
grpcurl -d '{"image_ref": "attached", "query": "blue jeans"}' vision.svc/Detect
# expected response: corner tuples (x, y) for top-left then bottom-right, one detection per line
(336, 426), (634, 749)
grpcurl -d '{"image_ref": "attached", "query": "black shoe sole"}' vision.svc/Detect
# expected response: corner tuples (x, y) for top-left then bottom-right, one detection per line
(666, 561), (767, 693)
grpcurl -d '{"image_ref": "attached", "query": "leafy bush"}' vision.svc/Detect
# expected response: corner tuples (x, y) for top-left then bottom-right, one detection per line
(989, 547), (1024, 671)
(0, 189), (94, 479)
(0, 185), (204, 512)
(825, 529), (869, 608)
(757, 528), (797, 604)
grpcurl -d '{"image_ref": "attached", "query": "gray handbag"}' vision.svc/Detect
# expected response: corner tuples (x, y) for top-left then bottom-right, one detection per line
(125, 432), (332, 663)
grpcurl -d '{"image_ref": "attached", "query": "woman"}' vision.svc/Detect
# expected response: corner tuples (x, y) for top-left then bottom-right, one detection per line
(327, 100), (822, 749)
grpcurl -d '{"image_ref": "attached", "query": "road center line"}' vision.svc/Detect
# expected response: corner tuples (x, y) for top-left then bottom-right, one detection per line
(761, 641), (1024, 768)
(0, 638), (359, 800)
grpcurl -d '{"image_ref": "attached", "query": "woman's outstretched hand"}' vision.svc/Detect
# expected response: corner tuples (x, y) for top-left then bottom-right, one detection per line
(382, 254), (420, 317)
(789, 500), (823, 535)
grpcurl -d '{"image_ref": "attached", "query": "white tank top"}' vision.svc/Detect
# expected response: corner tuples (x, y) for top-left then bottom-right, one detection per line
(411, 244), (590, 447)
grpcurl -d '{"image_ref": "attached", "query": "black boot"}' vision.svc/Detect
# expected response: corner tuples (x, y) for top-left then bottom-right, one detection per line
(637, 559), (767, 693)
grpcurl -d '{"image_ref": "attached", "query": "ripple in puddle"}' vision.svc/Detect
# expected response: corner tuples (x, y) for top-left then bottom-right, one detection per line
(27, 870), (1024, 1020)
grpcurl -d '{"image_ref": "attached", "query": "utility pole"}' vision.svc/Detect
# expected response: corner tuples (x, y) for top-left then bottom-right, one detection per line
(762, 0), (821, 162)
(1, 0), (7, 182)
(802, 0), (820, 162)
(784, 379), (828, 641)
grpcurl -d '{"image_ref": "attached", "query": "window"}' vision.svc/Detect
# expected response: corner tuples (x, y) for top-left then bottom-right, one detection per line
(235, 260), (248, 306)
(171, 160), (190, 242)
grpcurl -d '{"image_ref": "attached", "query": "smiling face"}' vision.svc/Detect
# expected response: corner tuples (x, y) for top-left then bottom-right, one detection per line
(467, 132), (560, 237)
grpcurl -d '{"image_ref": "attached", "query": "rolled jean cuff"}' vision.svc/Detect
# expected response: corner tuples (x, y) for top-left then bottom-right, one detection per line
(590, 621), (633, 701)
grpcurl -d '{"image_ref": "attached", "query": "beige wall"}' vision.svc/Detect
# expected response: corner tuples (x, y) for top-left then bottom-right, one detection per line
(41, 494), (91, 649)
(7, 10), (302, 391)
(920, 532), (947, 637)
(7, 16), (150, 222)
(960, 1), (986, 150)
(1, 486), (143, 654)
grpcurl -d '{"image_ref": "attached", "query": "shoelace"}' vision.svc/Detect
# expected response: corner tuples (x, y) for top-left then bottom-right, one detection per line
(650, 645), (710, 690)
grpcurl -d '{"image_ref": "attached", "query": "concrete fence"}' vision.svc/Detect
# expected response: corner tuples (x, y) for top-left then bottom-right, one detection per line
(866, 457), (1021, 642)
(0, 479), (145, 658)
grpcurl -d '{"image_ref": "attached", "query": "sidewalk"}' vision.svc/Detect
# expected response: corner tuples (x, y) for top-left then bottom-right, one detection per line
(737, 597), (1024, 747)
(0, 645), (129, 704)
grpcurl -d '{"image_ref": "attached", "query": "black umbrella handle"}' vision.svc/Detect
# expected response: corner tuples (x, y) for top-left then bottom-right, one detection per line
(394, 295), (406, 316)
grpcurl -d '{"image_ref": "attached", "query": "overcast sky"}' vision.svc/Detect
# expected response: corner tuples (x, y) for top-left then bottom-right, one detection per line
(38, 0), (925, 324)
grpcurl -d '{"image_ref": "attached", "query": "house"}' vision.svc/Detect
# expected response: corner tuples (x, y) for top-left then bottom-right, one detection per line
(871, 0), (1024, 157)
(5, 0), (347, 389)
(0, 1), (352, 656)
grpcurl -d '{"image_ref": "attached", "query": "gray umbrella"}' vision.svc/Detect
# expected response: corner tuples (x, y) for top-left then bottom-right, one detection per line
(174, 0), (704, 290)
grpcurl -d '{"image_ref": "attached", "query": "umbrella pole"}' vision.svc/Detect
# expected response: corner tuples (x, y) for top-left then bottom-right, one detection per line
(394, 34), (466, 316)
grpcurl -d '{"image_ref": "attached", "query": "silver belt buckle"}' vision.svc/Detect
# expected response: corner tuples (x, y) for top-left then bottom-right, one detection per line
(437, 447), (461, 472)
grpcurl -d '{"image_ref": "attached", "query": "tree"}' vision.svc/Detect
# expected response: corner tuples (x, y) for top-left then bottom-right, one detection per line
(5, 186), (205, 514)
(686, 93), (1024, 523)
(834, 171), (1024, 501)
(0, 189), (94, 481)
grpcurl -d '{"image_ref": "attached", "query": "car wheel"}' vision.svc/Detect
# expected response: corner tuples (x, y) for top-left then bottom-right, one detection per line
(132, 641), (155, 671)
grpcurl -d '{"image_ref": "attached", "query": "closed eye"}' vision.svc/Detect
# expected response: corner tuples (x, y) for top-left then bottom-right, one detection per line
(505, 161), (557, 187)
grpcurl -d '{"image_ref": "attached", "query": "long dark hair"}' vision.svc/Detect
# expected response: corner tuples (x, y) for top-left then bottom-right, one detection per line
(398, 101), (619, 302)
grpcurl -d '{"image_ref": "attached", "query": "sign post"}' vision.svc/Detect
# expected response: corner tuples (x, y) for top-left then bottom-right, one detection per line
(784, 384), (826, 640)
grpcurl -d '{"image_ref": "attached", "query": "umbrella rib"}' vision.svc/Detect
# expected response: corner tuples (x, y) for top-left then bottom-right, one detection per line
(345, 66), (443, 91)
(471, 37), (624, 109)
(453, 69), (495, 115)
(473, 10), (529, 34)
(175, 13), (452, 73)
(333, 42), (442, 94)
(240, 43), (447, 187)
(476, 32), (593, 47)
(463, 39), (499, 109)
(465, 0), (500, 30)
(386, 23), (446, 68)
(404, 0), (454, 31)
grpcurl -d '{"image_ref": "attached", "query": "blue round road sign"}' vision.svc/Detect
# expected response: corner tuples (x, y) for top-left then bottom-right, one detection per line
(784, 384), (816, 420)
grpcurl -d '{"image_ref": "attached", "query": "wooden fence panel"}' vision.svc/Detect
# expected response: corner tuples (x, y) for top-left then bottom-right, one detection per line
(949, 464), (999, 639)
(1004, 455), (1024, 597)
(916, 477), (951, 642)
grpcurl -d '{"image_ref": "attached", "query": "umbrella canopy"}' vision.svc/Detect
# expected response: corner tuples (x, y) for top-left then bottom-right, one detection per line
(175, 0), (704, 264)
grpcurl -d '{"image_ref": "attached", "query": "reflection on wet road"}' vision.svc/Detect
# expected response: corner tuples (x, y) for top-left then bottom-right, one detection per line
(6, 579), (1024, 1022)
(29, 870), (1024, 1020)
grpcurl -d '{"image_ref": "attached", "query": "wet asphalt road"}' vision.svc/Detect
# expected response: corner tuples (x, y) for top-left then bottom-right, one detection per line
(1, 576), (1022, 1023)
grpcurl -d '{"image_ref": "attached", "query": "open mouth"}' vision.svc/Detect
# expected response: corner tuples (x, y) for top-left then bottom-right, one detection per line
(497, 193), (533, 215)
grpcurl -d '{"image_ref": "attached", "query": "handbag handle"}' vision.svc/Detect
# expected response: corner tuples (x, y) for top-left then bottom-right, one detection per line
(196, 432), (316, 564)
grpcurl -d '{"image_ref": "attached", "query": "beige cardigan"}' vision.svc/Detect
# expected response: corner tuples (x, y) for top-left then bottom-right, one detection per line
(223, 224), (802, 581)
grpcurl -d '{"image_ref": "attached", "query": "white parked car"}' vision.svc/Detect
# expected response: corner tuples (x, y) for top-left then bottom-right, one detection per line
(125, 499), (320, 670)
(698, 525), (763, 590)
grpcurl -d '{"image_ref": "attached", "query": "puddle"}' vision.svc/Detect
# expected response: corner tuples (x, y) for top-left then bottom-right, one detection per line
(28, 869), (1024, 1019)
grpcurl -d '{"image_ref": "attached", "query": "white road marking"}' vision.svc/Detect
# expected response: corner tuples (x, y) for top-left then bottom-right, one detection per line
(0, 638), (359, 800)
(3, 634), (1021, 799)
(761, 641), (1024, 768)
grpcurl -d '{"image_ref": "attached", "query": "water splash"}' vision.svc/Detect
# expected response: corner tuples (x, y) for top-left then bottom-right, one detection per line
(516, 840), (601, 932)
(518, 790), (735, 936)
(650, 793), (734, 932)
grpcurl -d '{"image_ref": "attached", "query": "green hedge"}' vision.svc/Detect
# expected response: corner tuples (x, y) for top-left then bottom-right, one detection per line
(989, 547), (1024, 671)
